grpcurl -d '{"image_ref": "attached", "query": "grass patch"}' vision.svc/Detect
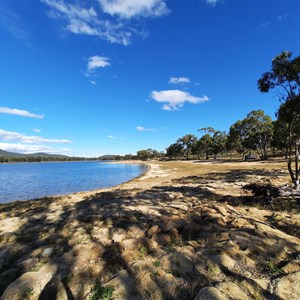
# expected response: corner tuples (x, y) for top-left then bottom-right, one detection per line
(138, 245), (149, 258)
(166, 238), (184, 251)
(265, 260), (283, 275)
(22, 287), (34, 299)
(89, 285), (115, 300)
(153, 260), (161, 268)
(207, 263), (221, 277)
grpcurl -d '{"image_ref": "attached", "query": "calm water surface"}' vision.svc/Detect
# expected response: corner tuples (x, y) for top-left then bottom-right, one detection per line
(0, 161), (147, 203)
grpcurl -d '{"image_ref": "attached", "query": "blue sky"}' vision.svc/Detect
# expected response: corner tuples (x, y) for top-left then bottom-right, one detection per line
(0, 0), (299, 156)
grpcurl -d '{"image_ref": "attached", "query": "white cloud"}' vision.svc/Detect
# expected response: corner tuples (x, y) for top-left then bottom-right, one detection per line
(0, 107), (44, 119)
(151, 89), (209, 111)
(206, 0), (220, 6)
(42, 0), (169, 45)
(0, 129), (71, 144)
(98, 0), (169, 19)
(108, 135), (124, 139)
(136, 126), (154, 132)
(90, 80), (97, 85)
(0, 143), (71, 155)
(42, 0), (132, 45)
(33, 128), (42, 133)
(169, 77), (190, 84)
(86, 56), (110, 75)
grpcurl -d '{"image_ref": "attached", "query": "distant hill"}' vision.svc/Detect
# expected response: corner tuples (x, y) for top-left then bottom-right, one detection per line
(0, 149), (68, 158)
(0, 149), (120, 161)
(29, 152), (68, 158)
(0, 149), (27, 157)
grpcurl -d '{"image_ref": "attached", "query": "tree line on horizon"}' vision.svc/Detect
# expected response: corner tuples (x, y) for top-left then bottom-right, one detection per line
(125, 109), (277, 162)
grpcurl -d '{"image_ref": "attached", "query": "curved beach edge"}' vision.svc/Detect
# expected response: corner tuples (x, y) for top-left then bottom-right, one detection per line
(0, 160), (154, 206)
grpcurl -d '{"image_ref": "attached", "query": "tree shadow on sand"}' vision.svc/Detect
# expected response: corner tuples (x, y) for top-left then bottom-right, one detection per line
(0, 179), (299, 299)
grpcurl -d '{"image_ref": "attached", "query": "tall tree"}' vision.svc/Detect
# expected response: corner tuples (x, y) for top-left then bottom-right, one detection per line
(166, 143), (183, 160)
(227, 120), (246, 155)
(211, 130), (227, 156)
(271, 119), (289, 157)
(198, 134), (213, 160)
(245, 110), (273, 160)
(258, 51), (300, 188)
(227, 110), (273, 159)
(177, 134), (197, 160)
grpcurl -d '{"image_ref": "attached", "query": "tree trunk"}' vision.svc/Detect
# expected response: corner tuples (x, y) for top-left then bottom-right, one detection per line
(295, 140), (299, 189)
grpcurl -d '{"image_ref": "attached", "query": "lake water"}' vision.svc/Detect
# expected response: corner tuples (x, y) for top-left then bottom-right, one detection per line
(0, 161), (148, 203)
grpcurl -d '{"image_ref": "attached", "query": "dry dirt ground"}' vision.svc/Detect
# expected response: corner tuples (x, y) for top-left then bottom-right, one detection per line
(0, 159), (300, 300)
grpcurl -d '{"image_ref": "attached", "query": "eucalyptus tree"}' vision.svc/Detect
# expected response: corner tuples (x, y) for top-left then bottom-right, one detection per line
(211, 130), (227, 156)
(198, 127), (226, 159)
(177, 134), (198, 160)
(191, 139), (203, 160)
(166, 143), (183, 160)
(136, 150), (151, 160)
(271, 119), (289, 157)
(227, 110), (273, 159)
(198, 134), (214, 160)
(246, 110), (273, 160)
(258, 51), (300, 188)
(227, 120), (247, 155)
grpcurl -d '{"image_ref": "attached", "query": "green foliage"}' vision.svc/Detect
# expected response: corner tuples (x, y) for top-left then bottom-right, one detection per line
(198, 134), (214, 159)
(207, 263), (221, 277)
(258, 50), (300, 188)
(166, 142), (183, 159)
(153, 260), (162, 267)
(258, 51), (300, 100)
(227, 110), (273, 159)
(212, 130), (227, 155)
(22, 287), (34, 299)
(89, 285), (115, 300)
(136, 148), (163, 160)
(271, 119), (289, 155)
(138, 245), (149, 258)
(177, 134), (198, 160)
(265, 260), (283, 275)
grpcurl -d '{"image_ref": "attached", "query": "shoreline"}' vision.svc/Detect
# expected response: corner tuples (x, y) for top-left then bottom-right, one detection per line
(0, 160), (300, 299)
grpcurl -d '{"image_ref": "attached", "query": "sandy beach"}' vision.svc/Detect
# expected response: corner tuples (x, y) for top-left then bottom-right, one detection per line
(0, 159), (300, 299)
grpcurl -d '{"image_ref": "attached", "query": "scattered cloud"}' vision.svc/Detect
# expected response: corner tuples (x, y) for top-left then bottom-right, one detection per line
(0, 107), (44, 119)
(108, 135), (124, 139)
(258, 13), (288, 30)
(98, 0), (170, 19)
(0, 1), (31, 46)
(86, 55), (110, 76)
(42, 0), (131, 45)
(206, 0), (220, 6)
(277, 14), (288, 21)
(169, 77), (190, 84)
(90, 80), (97, 85)
(136, 126), (154, 132)
(0, 129), (71, 144)
(151, 89), (209, 111)
(0, 143), (70, 154)
(42, 0), (170, 45)
(257, 21), (271, 29)
(33, 128), (42, 133)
